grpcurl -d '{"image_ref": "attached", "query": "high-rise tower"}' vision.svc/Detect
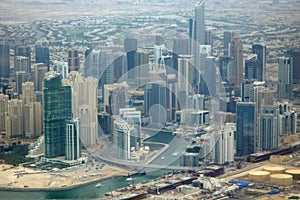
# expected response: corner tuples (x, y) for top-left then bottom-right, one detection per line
(43, 72), (72, 158)
(236, 102), (255, 157)
(223, 31), (234, 56)
(35, 45), (50, 71)
(194, 1), (205, 45)
(287, 48), (300, 84)
(277, 56), (293, 99)
(15, 46), (31, 73)
(230, 36), (243, 89)
(124, 37), (137, 78)
(65, 119), (81, 160)
(68, 48), (80, 72)
(252, 44), (266, 82)
(0, 94), (9, 132)
(0, 42), (10, 78)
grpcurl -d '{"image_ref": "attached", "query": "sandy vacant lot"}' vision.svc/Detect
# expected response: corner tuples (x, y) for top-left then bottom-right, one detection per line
(0, 164), (128, 190)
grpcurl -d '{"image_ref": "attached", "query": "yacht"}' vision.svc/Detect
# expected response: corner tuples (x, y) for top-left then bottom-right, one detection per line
(95, 183), (103, 187)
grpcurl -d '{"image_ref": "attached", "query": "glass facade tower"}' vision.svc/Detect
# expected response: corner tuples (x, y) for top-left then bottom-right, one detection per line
(43, 73), (72, 158)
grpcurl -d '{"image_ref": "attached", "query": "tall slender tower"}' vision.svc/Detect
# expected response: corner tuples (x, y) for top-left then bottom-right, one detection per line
(68, 48), (80, 72)
(0, 94), (9, 132)
(43, 72), (72, 158)
(223, 31), (234, 56)
(230, 36), (243, 89)
(194, 1), (205, 45)
(0, 41), (10, 78)
(65, 119), (81, 160)
(193, 1), (206, 92)
(236, 102), (255, 157)
(252, 44), (266, 82)
(277, 56), (293, 99)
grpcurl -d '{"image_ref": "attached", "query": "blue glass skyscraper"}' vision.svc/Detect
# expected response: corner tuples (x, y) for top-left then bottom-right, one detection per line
(43, 72), (72, 158)
(236, 102), (255, 157)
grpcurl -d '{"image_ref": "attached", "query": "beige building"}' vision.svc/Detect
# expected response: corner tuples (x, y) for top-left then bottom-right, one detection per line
(65, 72), (98, 146)
(22, 82), (42, 138)
(0, 94), (9, 132)
(21, 82), (35, 104)
(5, 99), (23, 137)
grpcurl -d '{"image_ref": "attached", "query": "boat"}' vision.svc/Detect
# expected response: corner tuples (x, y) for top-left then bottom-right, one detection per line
(95, 183), (103, 187)
(126, 177), (133, 181)
(161, 157), (165, 160)
(172, 152), (179, 156)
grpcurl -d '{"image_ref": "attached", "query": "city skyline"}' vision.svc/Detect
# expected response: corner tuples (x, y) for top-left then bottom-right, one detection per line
(0, 0), (300, 199)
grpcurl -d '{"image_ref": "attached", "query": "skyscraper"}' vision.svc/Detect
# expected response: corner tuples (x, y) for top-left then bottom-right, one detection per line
(193, 1), (205, 92)
(223, 31), (234, 56)
(144, 82), (167, 126)
(15, 46), (31, 73)
(113, 118), (133, 159)
(178, 54), (194, 107)
(215, 123), (235, 164)
(65, 72), (98, 146)
(68, 48), (80, 72)
(287, 48), (300, 84)
(65, 119), (81, 160)
(21, 82), (35, 105)
(229, 36), (243, 89)
(194, 1), (205, 45)
(219, 56), (233, 82)
(22, 82), (42, 138)
(0, 42), (10, 78)
(236, 102), (255, 157)
(172, 38), (190, 71)
(201, 55), (216, 97)
(103, 82), (128, 115)
(0, 94), (9, 132)
(15, 56), (30, 73)
(244, 54), (260, 81)
(252, 44), (266, 82)
(35, 45), (50, 71)
(43, 72), (72, 158)
(277, 56), (293, 99)
(119, 108), (141, 150)
(5, 99), (23, 137)
(277, 101), (297, 136)
(124, 37), (137, 78)
(205, 29), (214, 51)
(33, 63), (48, 91)
(258, 106), (278, 150)
(134, 49), (150, 87)
(16, 71), (31, 95)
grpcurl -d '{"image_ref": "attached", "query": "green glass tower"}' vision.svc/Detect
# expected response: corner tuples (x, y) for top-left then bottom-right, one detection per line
(43, 73), (72, 158)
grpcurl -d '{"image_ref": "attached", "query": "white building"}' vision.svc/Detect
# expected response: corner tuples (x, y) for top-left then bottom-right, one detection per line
(119, 108), (141, 150)
(113, 118), (134, 159)
(66, 119), (81, 161)
(214, 123), (235, 164)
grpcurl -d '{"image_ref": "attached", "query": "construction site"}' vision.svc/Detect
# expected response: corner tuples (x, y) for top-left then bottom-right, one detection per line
(98, 152), (300, 200)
